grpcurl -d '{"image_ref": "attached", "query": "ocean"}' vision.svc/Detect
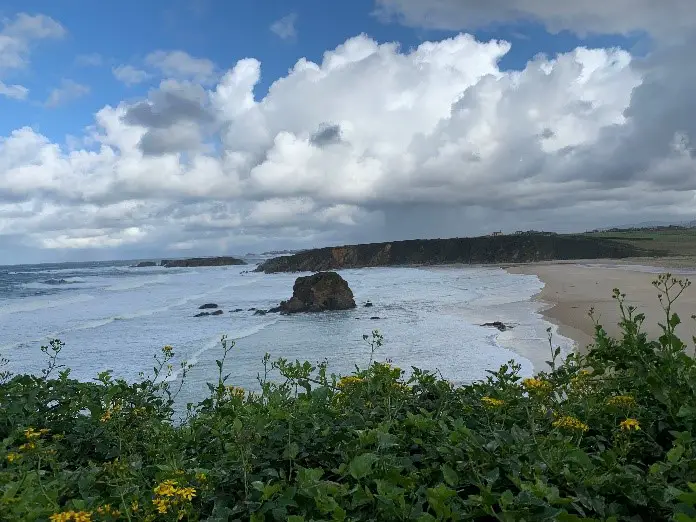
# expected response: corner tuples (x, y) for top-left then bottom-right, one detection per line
(0, 259), (574, 408)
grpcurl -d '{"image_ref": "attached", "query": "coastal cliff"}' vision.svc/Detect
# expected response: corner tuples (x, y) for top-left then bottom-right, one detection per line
(161, 256), (246, 268)
(255, 233), (659, 273)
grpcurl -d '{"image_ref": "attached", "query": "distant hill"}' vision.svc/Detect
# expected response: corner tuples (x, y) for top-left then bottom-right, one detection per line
(255, 233), (660, 273)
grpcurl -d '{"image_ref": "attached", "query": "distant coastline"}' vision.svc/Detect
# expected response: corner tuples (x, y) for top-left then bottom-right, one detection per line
(254, 232), (660, 273)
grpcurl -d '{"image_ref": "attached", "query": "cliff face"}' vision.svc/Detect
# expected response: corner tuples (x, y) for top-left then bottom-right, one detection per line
(255, 234), (660, 273)
(162, 256), (246, 268)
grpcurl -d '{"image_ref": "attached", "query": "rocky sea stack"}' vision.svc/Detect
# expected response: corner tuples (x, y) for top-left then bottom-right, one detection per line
(278, 272), (356, 314)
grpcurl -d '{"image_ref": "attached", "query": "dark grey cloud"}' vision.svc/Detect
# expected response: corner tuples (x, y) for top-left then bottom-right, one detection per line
(310, 123), (342, 147)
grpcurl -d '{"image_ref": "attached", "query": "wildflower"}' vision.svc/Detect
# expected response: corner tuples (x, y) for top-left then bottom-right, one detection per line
(18, 442), (36, 451)
(131, 500), (139, 512)
(522, 378), (552, 394)
(481, 396), (505, 408)
(619, 418), (641, 431)
(163, 345), (174, 357)
(6, 452), (20, 463)
(552, 416), (589, 432)
(39, 428), (50, 435)
(153, 497), (170, 514)
(96, 504), (118, 516)
(176, 486), (197, 501)
(195, 472), (207, 482)
(605, 395), (636, 408)
(100, 410), (112, 423)
(154, 479), (179, 497)
(49, 511), (92, 522)
(337, 376), (364, 389)
(226, 385), (245, 399)
(24, 427), (41, 439)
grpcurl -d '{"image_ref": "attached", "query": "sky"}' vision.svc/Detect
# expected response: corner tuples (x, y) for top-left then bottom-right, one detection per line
(0, 1), (695, 264)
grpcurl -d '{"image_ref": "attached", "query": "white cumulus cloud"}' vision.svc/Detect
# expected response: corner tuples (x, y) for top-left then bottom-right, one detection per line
(0, 21), (695, 262)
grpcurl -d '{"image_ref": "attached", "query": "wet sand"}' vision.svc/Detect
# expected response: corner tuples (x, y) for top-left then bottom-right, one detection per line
(506, 262), (696, 355)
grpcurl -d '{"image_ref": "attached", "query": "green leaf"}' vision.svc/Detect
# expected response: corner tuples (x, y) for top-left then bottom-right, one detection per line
(288, 517), (305, 522)
(349, 453), (378, 480)
(668, 444), (685, 463)
(441, 464), (458, 487)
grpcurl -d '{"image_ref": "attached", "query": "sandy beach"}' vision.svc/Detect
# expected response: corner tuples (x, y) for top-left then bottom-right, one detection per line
(506, 261), (696, 355)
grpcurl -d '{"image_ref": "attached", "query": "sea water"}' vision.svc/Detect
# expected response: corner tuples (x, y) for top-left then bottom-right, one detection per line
(0, 260), (574, 407)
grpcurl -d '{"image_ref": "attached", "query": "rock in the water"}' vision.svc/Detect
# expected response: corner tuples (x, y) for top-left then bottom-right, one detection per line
(230, 308), (244, 313)
(267, 306), (282, 314)
(278, 272), (356, 314)
(132, 261), (157, 268)
(253, 309), (267, 316)
(199, 303), (219, 310)
(480, 321), (513, 332)
(248, 307), (256, 311)
(370, 316), (381, 320)
(194, 312), (210, 317)
(364, 301), (373, 308)
(211, 310), (224, 316)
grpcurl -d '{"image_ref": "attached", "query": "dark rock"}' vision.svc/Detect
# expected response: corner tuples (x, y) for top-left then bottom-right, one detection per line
(42, 278), (72, 285)
(370, 316), (381, 320)
(248, 308), (256, 311)
(253, 309), (268, 316)
(480, 321), (513, 332)
(162, 256), (246, 268)
(132, 261), (157, 268)
(211, 310), (224, 316)
(277, 272), (356, 314)
(198, 303), (219, 310)
(230, 308), (244, 313)
(364, 301), (373, 308)
(194, 312), (210, 317)
(267, 306), (282, 313)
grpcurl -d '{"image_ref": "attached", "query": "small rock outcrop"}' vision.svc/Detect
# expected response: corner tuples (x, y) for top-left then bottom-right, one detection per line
(278, 272), (356, 314)
(162, 256), (246, 268)
(370, 316), (381, 320)
(253, 309), (268, 316)
(199, 303), (219, 310)
(364, 301), (373, 308)
(230, 308), (244, 313)
(132, 261), (158, 268)
(195, 309), (224, 317)
(480, 321), (513, 332)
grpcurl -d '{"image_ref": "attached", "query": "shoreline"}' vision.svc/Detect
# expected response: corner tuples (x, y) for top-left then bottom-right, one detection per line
(504, 260), (696, 356)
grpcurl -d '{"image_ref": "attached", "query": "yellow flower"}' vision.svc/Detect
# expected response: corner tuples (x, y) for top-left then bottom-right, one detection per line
(39, 428), (51, 435)
(49, 511), (92, 522)
(163, 345), (174, 357)
(154, 479), (179, 497)
(24, 427), (41, 439)
(153, 497), (170, 514)
(176, 486), (197, 501)
(605, 395), (636, 408)
(225, 385), (245, 399)
(6, 452), (20, 463)
(522, 378), (552, 394)
(100, 410), (112, 423)
(195, 472), (207, 482)
(18, 442), (36, 451)
(552, 416), (589, 432)
(131, 500), (139, 512)
(619, 418), (641, 431)
(481, 396), (505, 408)
(337, 376), (365, 389)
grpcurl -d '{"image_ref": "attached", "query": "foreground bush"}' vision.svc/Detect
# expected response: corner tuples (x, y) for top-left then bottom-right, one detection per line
(2, 274), (696, 521)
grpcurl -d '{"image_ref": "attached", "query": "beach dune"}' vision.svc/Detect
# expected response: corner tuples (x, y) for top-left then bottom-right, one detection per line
(506, 263), (696, 355)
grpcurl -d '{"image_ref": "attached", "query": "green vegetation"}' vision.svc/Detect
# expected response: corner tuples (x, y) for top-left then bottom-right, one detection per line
(2, 275), (696, 521)
(584, 227), (696, 258)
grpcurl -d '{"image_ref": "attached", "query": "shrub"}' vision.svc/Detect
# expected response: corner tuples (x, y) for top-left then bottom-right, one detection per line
(1, 274), (696, 520)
